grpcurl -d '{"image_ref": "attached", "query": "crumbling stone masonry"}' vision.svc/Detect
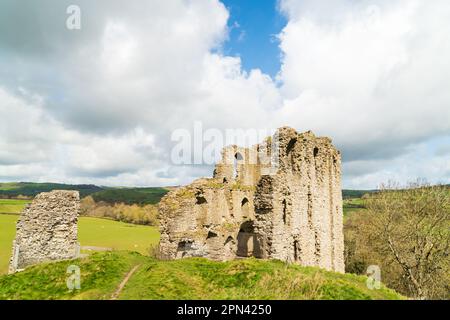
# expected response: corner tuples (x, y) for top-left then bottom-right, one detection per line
(159, 127), (345, 272)
(9, 190), (80, 273)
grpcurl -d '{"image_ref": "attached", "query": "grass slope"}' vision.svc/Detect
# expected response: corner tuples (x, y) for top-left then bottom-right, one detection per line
(0, 251), (403, 300)
(0, 215), (159, 274)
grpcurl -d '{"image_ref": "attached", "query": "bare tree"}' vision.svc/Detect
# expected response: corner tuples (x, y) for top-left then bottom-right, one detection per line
(365, 181), (450, 299)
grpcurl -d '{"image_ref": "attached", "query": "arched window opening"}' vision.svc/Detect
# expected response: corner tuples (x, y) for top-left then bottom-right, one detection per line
(287, 138), (297, 155)
(313, 147), (319, 158)
(224, 236), (234, 245)
(234, 152), (243, 179)
(207, 231), (217, 239)
(241, 198), (250, 218)
(196, 195), (207, 205)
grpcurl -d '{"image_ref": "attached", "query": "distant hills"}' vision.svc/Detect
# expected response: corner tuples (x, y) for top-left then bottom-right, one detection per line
(0, 182), (103, 198)
(0, 182), (374, 204)
(0, 182), (169, 205)
(342, 189), (374, 199)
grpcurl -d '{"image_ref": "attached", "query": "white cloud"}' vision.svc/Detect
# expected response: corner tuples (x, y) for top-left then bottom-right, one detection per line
(0, 0), (279, 186)
(275, 0), (450, 187)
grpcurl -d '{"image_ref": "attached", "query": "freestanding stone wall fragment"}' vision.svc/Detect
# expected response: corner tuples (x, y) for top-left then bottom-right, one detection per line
(9, 190), (80, 273)
(159, 127), (345, 272)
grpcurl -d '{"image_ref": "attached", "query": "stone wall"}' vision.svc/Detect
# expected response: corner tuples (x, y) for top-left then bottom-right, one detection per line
(9, 190), (80, 273)
(159, 126), (345, 272)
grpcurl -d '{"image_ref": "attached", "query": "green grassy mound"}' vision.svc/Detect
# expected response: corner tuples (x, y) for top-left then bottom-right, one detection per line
(0, 252), (404, 300)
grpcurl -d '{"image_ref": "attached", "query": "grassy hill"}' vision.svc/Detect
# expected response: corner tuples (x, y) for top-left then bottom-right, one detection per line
(0, 251), (403, 300)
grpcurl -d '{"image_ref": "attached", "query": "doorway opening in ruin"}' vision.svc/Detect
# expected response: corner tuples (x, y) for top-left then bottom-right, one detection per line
(236, 221), (261, 258)
(241, 198), (250, 218)
(234, 152), (243, 179)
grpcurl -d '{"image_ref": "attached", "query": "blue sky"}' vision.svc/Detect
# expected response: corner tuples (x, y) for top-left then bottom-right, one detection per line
(221, 0), (286, 77)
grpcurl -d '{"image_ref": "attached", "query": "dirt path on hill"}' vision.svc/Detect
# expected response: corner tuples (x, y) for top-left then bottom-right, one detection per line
(111, 264), (140, 300)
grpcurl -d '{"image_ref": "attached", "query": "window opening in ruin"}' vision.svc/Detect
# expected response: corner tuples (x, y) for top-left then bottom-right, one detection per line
(287, 138), (297, 155)
(294, 240), (299, 262)
(287, 138), (297, 169)
(313, 147), (319, 157)
(282, 199), (288, 224)
(234, 152), (243, 179)
(224, 236), (234, 245)
(207, 231), (217, 239)
(196, 195), (207, 205)
(241, 198), (250, 218)
(177, 240), (192, 252)
(307, 192), (313, 224)
(223, 177), (228, 183)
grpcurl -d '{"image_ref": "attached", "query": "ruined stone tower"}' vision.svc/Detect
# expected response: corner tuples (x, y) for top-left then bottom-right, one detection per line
(159, 127), (345, 272)
(9, 190), (80, 273)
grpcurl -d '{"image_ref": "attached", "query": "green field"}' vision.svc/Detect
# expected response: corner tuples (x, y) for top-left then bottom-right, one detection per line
(0, 215), (159, 274)
(0, 215), (19, 274)
(0, 199), (30, 214)
(343, 198), (366, 217)
(78, 217), (159, 254)
(0, 251), (404, 300)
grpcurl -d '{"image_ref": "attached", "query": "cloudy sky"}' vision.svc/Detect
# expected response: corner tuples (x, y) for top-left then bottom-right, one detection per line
(0, 0), (449, 189)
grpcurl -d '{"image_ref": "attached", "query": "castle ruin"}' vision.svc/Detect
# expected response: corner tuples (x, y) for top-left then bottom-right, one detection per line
(159, 127), (345, 272)
(9, 190), (80, 273)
